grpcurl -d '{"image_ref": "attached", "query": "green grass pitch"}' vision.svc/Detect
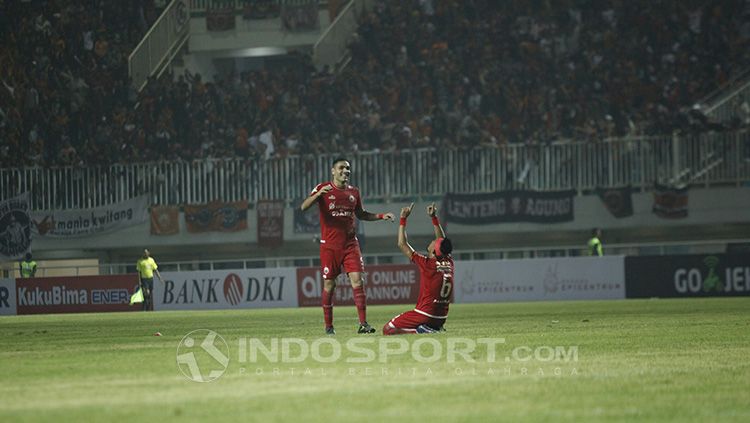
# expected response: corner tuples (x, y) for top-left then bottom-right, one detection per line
(1, 298), (749, 422)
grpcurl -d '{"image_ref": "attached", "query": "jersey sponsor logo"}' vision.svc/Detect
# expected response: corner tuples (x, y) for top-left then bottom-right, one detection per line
(331, 211), (352, 217)
(436, 260), (452, 273)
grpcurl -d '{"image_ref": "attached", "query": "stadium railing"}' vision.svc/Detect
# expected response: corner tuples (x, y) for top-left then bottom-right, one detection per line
(313, 0), (374, 71)
(128, 0), (191, 91)
(1, 130), (749, 212)
(701, 67), (750, 124)
(2, 238), (747, 278)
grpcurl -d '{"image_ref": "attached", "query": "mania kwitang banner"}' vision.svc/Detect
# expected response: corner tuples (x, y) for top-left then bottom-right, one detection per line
(0, 193), (32, 260)
(443, 190), (575, 224)
(30, 195), (148, 238)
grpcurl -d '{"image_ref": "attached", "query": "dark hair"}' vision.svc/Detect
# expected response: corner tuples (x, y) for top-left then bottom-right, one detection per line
(25, 253), (32, 261)
(331, 157), (349, 167)
(591, 228), (600, 236)
(439, 238), (453, 255)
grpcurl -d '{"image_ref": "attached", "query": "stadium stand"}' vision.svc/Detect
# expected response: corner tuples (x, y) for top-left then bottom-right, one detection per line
(2, 0), (749, 169)
(0, 0), (749, 272)
(0, 0), (162, 168)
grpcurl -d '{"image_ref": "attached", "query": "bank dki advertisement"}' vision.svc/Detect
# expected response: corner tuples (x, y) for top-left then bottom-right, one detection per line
(154, 268), (298, 310)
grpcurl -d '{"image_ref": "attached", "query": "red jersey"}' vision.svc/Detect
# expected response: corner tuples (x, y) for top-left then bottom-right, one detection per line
(411, 253), (454, 318)
(311, 182), (363, 250)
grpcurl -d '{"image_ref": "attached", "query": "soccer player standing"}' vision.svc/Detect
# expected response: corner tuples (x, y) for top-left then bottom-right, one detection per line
(300, 157), (395, 335)
(383, 202), (453, 335)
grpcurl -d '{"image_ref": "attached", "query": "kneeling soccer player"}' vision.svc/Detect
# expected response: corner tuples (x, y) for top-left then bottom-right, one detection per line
(383, 202), (454, 335)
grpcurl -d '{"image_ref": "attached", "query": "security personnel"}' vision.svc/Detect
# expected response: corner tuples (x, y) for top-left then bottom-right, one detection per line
(136, 249), (164, 311)
(20, 253), (37, 277)
(588, 228), (603, 256)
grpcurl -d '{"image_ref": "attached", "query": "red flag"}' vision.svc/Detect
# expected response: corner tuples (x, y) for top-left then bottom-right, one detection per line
(150, 206), (179, 235)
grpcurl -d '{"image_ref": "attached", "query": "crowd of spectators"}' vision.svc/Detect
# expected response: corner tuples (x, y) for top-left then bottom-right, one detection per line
(2, 0), (750, 168)
(0, 0), (161, 168)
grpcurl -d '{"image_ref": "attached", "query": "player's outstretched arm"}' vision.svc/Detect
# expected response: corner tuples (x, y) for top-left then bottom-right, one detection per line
(397, 203), (415, 259)
(356, 208), (395, 222)
(427, 202), (446, 239)
(300, 184), (332, 211)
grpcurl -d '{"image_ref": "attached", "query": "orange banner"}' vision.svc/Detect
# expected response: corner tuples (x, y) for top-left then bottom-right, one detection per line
(184, 200), (248, 233)
(150, 206), (179, 235)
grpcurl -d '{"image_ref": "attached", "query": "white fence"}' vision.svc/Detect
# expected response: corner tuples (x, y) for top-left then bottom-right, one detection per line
(1, 132), (749, 211)
(4, 237), (745, 279)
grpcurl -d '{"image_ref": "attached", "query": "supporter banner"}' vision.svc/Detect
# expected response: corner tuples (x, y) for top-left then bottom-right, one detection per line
(625, 254), (750, 298)
(294, 199), (320, 233)
(184, 200), (247, 233)
(443, 190), (575, 224)
(281, 0), (320, 31)
(30, 195), (148, 238)
(597, 186), (633, 218)
(154, 268), (298, 310)
(150, 205), (180, 235)
(454, 256), (625, 303)
(0, 193), (32, 260)
(15, 275), (140, 315)
(206, 6), (235, 31)
(0, 278), (17, 316)
(297, 264), (421, 307)
(652, 183), (688, 219)
(257, 200), (284, 247)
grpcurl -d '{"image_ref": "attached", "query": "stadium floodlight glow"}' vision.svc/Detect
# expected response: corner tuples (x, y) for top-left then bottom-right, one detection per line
(237, 47), (287, 57)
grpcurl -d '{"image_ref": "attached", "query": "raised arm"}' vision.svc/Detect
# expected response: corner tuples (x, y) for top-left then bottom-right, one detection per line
(397, 203), (415, 259)
(427, 202), (446, 239)
(300, 184), (332, 211)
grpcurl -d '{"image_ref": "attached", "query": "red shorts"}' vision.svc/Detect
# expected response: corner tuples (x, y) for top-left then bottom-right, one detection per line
(385, 310), (446, 333)
(320, 242), (364, 280)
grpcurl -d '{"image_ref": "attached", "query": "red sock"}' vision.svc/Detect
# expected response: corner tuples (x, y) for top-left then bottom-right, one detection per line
(353, 285), (367, 324)
(322, 288), (334, 328)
